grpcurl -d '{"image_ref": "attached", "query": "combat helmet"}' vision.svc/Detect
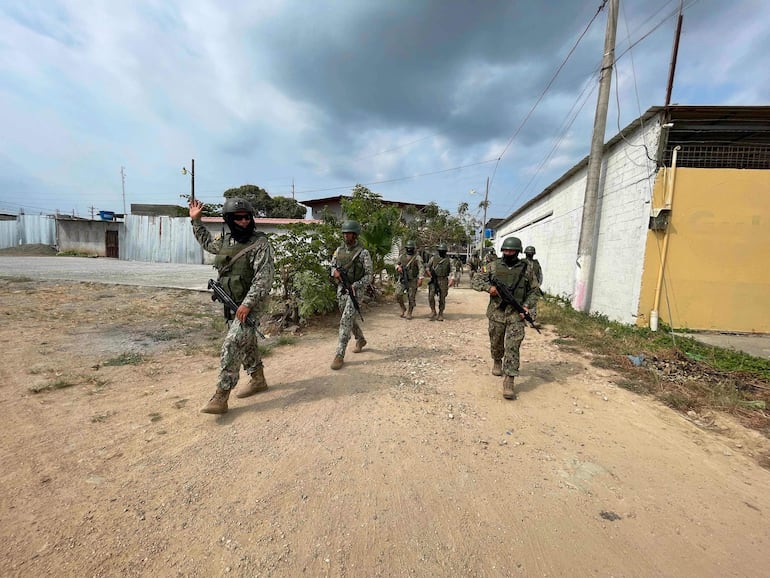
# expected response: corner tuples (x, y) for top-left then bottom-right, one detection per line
(524, 245), (536, 256)
(436, 243), (448, 251)
(341, 220), (361, 234)
(404, 240), (417, 249)
(222, 197), (254, 215)
(501, 237), (523, 251)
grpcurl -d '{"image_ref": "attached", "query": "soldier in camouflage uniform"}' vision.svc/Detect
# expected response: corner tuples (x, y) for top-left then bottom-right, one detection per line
(189, 198), (275, 414)
(330, 220), (373, 370)
(425, 243), (451, 321)
(451, 257), (462, 287)
(473, 236), (539, 400)
(523, 246), (543, 322)
(395, 240), (424, 320)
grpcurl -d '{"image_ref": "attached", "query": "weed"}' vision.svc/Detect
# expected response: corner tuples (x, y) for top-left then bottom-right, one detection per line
(540, 296), (770, 437)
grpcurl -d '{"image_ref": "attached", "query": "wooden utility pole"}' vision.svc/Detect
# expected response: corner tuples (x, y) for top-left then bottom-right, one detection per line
(573, 0), (618, 313)
(665, 0), (684, 106)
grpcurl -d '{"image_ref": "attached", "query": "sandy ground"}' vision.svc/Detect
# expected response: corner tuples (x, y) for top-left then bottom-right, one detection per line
(0, 278), (768, 577)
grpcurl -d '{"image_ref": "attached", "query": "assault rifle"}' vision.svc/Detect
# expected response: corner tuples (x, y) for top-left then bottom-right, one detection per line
(489, 276), (541, 333)
(208, 279), (266, 339)
(399, 262), (409, 288)
(335, 266), (364, 322)
(427, 263), (438, 290)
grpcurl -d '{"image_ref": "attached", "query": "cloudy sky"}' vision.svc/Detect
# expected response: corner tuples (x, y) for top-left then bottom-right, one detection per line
(0, 0), (767, 221)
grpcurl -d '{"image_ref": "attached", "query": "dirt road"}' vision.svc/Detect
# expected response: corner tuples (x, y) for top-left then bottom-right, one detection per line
(1, 279), (768, 577)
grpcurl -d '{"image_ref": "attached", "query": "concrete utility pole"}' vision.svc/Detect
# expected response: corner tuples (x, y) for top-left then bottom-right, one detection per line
(181, 159), (195, 203)
(120, 166), (127, 214)
(573, 0), (618, 313)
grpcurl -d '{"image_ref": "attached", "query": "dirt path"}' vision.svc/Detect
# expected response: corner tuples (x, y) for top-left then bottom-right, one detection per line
(1, 280), (768, 577)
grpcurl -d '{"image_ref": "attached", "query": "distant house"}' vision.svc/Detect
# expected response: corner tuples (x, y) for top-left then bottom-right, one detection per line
(299, 195), (428, 221)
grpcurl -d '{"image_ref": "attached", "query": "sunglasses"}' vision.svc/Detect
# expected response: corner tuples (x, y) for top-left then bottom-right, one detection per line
(233, 215), (252, 222)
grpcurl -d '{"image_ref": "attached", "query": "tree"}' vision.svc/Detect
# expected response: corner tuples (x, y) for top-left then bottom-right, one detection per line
(223, 184), (306, 218)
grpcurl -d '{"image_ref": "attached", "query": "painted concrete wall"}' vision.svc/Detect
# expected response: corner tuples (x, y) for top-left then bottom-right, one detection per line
(638, 168), (770, 333)
(57, 220), (121, 257)
(494, 120), (661, 324)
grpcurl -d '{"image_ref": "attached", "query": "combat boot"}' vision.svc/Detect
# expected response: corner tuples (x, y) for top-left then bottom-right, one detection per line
(437, 310), (444, 322)
(492, 359), (503, 376)
(235, 367), (268, 398)
(502, 376), (517, 400)
(201, 388), (230, 414)
(399, 302), (406, 318)
(353, 338), (367, 353)
(331, 355), (344, 370)
(406, 307), (413, 320)
(429, 309), (437, 321)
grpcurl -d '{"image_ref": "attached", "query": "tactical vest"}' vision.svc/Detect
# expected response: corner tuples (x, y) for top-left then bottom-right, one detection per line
(403, 254), (421, 278)
(335, 242), (366, 284)
(492, 259), (529, 305)
(431, 257), (451, 277)
(213, 233), (265, 303)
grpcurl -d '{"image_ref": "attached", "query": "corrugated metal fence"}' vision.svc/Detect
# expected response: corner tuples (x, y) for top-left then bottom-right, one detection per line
(0, 215), (57, 249)
(121, 215), (204, 264)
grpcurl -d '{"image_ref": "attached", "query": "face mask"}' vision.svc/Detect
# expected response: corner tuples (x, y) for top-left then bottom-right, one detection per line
(406, 248), (415, 255)
(438, 251), (447, 258)
(503, 254), (518, 266)
(225, 214), (255, 243)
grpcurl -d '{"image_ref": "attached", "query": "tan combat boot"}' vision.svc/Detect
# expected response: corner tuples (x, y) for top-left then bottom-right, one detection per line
(406, 307), (413, 320)
(437, 310), (444, 322)
(201, 388), (230, 414)
(502, 376), (517, 400)
(331, 355), (344, 370)
(399, 302), (406, 318)
(429, 310), (437, 321)
(492, 359), (503, 376)
(353, 338), (367, 353)
(236, 367), (269, 398)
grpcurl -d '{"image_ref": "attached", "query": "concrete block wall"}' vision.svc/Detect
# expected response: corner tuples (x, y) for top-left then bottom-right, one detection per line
(494, 118), (662, 324)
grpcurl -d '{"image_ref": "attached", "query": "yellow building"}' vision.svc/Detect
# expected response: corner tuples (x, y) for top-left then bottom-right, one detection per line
(639, 108), (770, 332)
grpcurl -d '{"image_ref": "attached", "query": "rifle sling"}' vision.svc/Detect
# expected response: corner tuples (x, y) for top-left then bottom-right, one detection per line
(218, 241), (260, 275)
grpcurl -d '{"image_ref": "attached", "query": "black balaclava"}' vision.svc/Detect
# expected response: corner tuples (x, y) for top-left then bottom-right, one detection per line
(224, 214), (255, 243)
(406, 247), (415, 255)
(503, 252), (518, 266)
(438, 250), (447, 258)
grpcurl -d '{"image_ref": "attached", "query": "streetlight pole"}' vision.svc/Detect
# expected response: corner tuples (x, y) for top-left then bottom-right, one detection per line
(181, 159), (195, 203)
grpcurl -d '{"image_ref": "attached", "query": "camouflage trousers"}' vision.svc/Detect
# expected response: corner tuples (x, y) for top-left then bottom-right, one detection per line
(336, 291), (364, 358)
(395, 280), (419, 309)
(488, 316), (525, 377)
(217, 318), (262, 391)
(428, 277), (449, 312)
(452, 271), (461, 286)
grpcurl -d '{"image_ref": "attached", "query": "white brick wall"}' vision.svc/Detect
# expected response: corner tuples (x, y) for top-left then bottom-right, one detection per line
(495, 118), (662, 324)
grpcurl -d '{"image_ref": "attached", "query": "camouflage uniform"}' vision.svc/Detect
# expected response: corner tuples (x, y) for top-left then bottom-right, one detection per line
(524, 257), (543, 321)
(331, 240), (373, 359)
(396, 252), (424, 313)
(426, 254), (451, 317)
(473, 257), (539, 377)
(451, 258), (462, 287)
(192, 220), (275, 391)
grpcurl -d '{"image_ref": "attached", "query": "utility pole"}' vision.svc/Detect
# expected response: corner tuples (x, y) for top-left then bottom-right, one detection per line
(573, 0), (618, 313)
(89, 206), (96, 219)
(481, 176), (489, 253)
(292, 178), (295, 200)
(181, 159), (195, 203)
(120, 166), (127, 214)
(664, 0), (684, 106)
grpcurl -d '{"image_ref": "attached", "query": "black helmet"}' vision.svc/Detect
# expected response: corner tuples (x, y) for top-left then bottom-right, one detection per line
(341, 220), (361, 234)
(501, 237), (523, 251)
(524, 245), (536, 256)
(222, 197), (254, 216)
